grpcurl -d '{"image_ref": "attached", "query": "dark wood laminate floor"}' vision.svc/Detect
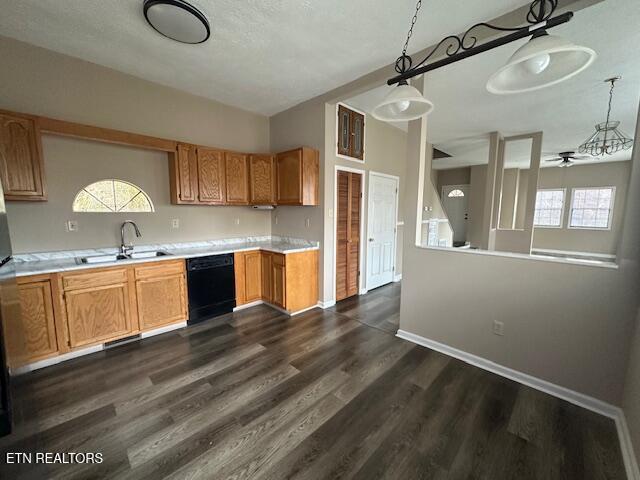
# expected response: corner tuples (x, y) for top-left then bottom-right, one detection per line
(0, 283), (627, 479)
(330, 281), (401, 334)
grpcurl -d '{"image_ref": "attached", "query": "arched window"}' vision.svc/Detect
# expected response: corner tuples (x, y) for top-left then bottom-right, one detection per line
(72, 180), (154, 213)
(447, 189), (465, 198)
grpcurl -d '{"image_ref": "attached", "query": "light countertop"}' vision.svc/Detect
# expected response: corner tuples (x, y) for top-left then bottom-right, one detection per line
(13, 236), (319, 277)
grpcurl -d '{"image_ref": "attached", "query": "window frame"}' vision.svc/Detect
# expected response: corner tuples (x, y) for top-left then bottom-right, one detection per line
(533, 188), (566, 229)
(72, 179), (155, 213)
(568, 186), (616, 231)
(335, 102), (366, 164)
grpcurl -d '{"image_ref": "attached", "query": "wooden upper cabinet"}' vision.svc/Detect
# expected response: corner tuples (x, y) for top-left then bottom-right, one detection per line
(275, 147), (319, 206)
(249, 154), (275, 205)
(0, 112), (46, 201)
(197, 147), (226, 204)
(170, 143), (198, 204)
(337, 104), (365, 161)
(225, 152), (250, 205)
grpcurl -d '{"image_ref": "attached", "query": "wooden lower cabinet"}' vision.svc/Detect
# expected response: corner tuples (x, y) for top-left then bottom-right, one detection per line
(271, 254), (286, 309)
(134, 261), (187, 330)
(236, 250), (318, 313)
(234, 250), (262, 306)
(261, 252), (273, 303)
(64, 282), (133, 348)
(3, 260), (189, 366)
(2, 275), (59, 367)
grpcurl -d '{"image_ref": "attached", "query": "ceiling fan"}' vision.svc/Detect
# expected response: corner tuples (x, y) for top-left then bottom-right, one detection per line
(544, 151), (591, 168)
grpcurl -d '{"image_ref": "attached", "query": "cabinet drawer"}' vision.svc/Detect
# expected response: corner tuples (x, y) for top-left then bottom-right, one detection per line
(62, 268), (128, 291)
(134, 260), (185, 280)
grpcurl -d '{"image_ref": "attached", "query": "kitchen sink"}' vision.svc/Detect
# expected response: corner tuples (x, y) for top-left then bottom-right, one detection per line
(77, 251), (171, 264)
(128, 251), (171, 259)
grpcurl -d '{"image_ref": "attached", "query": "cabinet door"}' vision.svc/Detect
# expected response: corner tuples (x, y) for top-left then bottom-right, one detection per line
(351, 111), (365, 160)
(175, 144), (198, 203)
(64, 283), (132, 348)
(261, 252), (272, 303)
(337, 105), (352, 157)
(225, 152), (249, 204)
(272, 254), (286, 308)
(0, 113), (46, 201)
(197, 147), (226, 204)
(275, 149), (302, 205)
(136, 274), (187, 330)
(244, 251), (262, 302)
(249, 155), (275, 204)
(4, 280), (58, 366)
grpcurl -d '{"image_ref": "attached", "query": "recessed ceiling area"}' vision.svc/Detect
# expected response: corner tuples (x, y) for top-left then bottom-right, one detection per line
(345, 0), (640, 170)
(0, 0), (532, 116)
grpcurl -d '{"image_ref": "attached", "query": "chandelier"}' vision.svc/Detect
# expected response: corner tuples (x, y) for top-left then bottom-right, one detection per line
(578, 77), (634, 156)
(373, 0), (596, 122)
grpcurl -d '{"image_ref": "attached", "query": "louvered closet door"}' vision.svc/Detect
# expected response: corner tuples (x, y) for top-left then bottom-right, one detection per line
(336, 171), (361, 302)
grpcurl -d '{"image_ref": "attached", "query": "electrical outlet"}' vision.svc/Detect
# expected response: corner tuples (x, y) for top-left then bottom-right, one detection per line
(171, 219), (180, 229)
(305, 218), (310, 228)
(66, 220), (78, 232)
(235, 218), (240, 225)
(493, 320), (505, 336)
(274, 216), (278, 225)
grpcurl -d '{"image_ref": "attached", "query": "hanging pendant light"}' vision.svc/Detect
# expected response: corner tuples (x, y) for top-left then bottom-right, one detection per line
(379, 0), (596, 119)
(578, 77), (634, 156)
(373, 1), (434, 122)
(486, 30), (596, 94)
(372, 81), (434, 122)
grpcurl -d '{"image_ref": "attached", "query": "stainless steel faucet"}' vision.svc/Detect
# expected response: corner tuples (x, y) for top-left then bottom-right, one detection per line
(120, 221), (142, 255)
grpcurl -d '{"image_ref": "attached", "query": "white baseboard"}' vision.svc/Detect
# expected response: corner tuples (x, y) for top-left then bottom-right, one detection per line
(233, 300), (264, 311)
(616, 411), (640, 480)
(318, 299), (336, 309)
(10, 344), (104, 375)
(140, 321), (186, 338)
(359, 288), (368, 295)
(396, 329), (640, 480)
(396, 329), (618, 417)
(393, 274), (402, 282)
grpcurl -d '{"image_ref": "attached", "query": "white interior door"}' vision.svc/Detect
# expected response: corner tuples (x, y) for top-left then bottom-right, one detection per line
(366, 173), (398, 290)
(442, 184), (469, 244)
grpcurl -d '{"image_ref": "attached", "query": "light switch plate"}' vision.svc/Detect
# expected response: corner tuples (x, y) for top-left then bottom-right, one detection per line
(66, 220), (78, 232)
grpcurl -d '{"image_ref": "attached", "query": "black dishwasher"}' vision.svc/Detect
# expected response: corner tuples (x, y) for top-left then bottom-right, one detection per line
(186, 254), (236, 325)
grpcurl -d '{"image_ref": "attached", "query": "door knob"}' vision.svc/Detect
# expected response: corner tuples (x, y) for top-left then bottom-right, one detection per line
(368, 238), (374, 242)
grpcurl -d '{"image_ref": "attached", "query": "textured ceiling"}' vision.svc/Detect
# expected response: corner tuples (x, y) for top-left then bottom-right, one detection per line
(346, 0), (640, 170)
(0, 0), (532, 116)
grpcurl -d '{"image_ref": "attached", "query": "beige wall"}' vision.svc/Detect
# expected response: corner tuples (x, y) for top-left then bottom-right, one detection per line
(323, 106), (408, 301)
(623, 308), (640, 466)
(435, 167), (471, 195)
(468, 165), (487, 248)
(533, 161), (631, 255)
(399, 89), (640, 405)
(8, 137), (271, 252)
(269, 101), (326, 297)
(0, 36), (273, 253)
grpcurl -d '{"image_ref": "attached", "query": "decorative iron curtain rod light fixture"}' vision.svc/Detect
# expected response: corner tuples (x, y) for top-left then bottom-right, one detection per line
(578, 77), (634, 156)
(373, 0), (596, 122)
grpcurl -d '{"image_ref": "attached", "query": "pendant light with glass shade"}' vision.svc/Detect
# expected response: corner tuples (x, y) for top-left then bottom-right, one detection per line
(578, 77), (634, 156)
(376, 0), (596, 122)
(372, 1), (434, 122)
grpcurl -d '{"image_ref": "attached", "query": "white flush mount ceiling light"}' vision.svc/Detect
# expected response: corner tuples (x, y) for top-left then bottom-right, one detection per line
(377, 0), (595, 122)
(143, 0), (210, 44)
(486, 31), (596, 94)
